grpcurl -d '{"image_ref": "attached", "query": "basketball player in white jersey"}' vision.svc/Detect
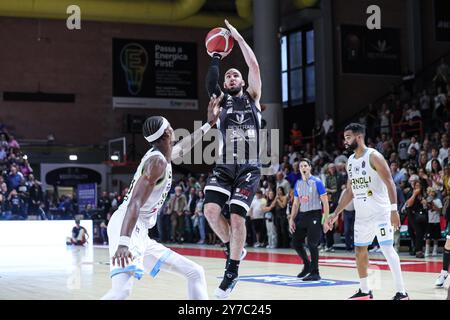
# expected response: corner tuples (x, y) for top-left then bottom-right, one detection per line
(324, 123), (409, 300)
(101, 97), (221, 300)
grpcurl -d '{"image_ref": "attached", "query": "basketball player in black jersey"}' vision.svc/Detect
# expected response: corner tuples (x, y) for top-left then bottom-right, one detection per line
(204, 19), (262, 299)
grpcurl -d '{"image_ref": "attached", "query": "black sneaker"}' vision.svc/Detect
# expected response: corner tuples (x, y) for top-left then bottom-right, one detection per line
(302, 272), (321, 281)
(214, 270), (238, 299)
(297, 266), (311, 279)
(348, 289), (374, 300)
(392, 292), (409, 300)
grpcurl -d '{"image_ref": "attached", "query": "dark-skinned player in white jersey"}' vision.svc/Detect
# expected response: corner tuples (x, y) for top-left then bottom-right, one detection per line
(101, 96), (221, 300)
(324, 123), (409, 300)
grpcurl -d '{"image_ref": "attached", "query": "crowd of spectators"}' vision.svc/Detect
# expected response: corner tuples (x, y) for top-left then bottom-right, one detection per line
(2, 58), (450, 256)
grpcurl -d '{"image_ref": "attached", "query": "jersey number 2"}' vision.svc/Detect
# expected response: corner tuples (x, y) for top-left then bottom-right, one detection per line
(245, 173), (251, 182)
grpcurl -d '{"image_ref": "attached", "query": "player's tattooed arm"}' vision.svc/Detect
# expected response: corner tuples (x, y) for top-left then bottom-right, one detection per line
(224, 19), (261, 104)
(171, 96), (221, 162)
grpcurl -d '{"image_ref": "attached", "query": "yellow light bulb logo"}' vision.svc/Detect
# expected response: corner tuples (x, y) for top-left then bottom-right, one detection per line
(120, 43), (148, 95)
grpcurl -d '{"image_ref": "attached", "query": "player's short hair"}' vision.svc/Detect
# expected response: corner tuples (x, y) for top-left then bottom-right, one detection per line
(344, 123), (366, 136)
(143, 116), (165, 143)
(299, 158), (312, 167)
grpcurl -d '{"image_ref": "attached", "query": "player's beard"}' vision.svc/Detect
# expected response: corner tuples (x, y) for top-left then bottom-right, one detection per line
(226, 84), (242, 95)
(345, 140), (358, 152)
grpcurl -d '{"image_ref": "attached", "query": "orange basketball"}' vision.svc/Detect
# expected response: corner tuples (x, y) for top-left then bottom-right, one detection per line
(205, 27), (234, 58)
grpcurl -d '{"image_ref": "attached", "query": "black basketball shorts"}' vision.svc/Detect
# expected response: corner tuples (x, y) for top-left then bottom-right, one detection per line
(204, 164), (261, 217)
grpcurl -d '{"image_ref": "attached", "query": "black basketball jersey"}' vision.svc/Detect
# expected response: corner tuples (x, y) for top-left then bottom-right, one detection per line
(217, 91), (262, 164)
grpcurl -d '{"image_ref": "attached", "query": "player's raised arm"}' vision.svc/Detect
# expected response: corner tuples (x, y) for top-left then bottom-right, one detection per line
(224, 19), (261, 103)
(370, 151), (400, 230)
(206, 53), (224, 99)
(113, 156), (166, 268)
(171, 96), (222, 162)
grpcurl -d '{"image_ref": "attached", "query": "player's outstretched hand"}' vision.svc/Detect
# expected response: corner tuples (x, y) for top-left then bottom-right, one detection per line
(224, 19), (243, 42)
(112, 245), (133, 269)
(390, 210), (401, 231)
(207, 95), (223, 126)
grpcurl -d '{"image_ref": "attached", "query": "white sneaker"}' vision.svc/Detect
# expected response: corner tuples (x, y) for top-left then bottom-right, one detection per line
(369, 247), (379, 253)
(253, 242), (260, 248)
(435, 272), (448, 287)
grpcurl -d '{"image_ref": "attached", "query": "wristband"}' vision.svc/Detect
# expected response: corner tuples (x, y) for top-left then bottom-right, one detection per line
(118, 236), (131, 247)
(202, 122), (212, 134)
(391, 204), (397, 211)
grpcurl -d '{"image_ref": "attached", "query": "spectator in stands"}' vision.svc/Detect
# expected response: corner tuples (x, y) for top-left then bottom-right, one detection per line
(195, 190), (206, 244)
(287, 145), (300, 165)
(286, 161), (301, 187)
(408, 135), (420, 157)
(312, 119), (324, 144)
(439, 138), (449, 163)
(425, 187), (443, 257)
(8, 135), (20, 151)
(405, 104), (422, 121)
(262, 190), (277, 249)
(28, 180), (46, 220)
(276, 172), (290, 195)
(391, 161), (407, 187)
(406, 181), (428, 258)
(7, 166), (22, 191)
(7, 189), (26, 220)
(249, 190), (267, 248)
(429, 159), (444, 193)
(420, 89), (432, 125)
(434, 58), (449, 93)
(167, 186), (187, 243)
(379, 104), (391, 135)
(185, 187), (197, 243)
(322, 113), (334, 145)
(273, 186), (289, 248)
(0, 193), (9, 220)
(17, 178), (29, 216)
(290, 123), (303, 148)
(100, 211), (112, 245)
(98, 191), (111, 218)
(0, 147), (6, 162)
(426, 147), (444, 173)
(0, 134), (9, 149)
(325, 163), (341, 205)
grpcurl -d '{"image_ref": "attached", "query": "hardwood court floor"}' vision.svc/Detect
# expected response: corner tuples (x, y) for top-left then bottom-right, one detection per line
(0, 243), (447, 300)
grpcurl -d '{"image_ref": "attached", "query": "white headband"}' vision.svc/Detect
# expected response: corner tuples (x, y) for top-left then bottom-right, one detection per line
(145, 117), (169, 143)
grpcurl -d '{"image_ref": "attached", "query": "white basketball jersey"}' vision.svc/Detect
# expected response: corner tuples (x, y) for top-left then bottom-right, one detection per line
(347, 148), (390, 216)
(118, 147), (172, 228)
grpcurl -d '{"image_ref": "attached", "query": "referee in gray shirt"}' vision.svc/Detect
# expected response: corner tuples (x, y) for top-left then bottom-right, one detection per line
(289, 158), (329, 281)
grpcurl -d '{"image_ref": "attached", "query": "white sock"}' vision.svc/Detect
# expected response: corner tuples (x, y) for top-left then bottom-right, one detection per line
(380, 244), (406, 294)
(101, 273), (134, 300)
(425, 244), (430, 254)
(360, 277), (370, 293)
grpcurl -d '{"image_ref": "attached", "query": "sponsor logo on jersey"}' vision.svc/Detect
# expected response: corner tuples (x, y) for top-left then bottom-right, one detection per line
(351, 176), (372, 189)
